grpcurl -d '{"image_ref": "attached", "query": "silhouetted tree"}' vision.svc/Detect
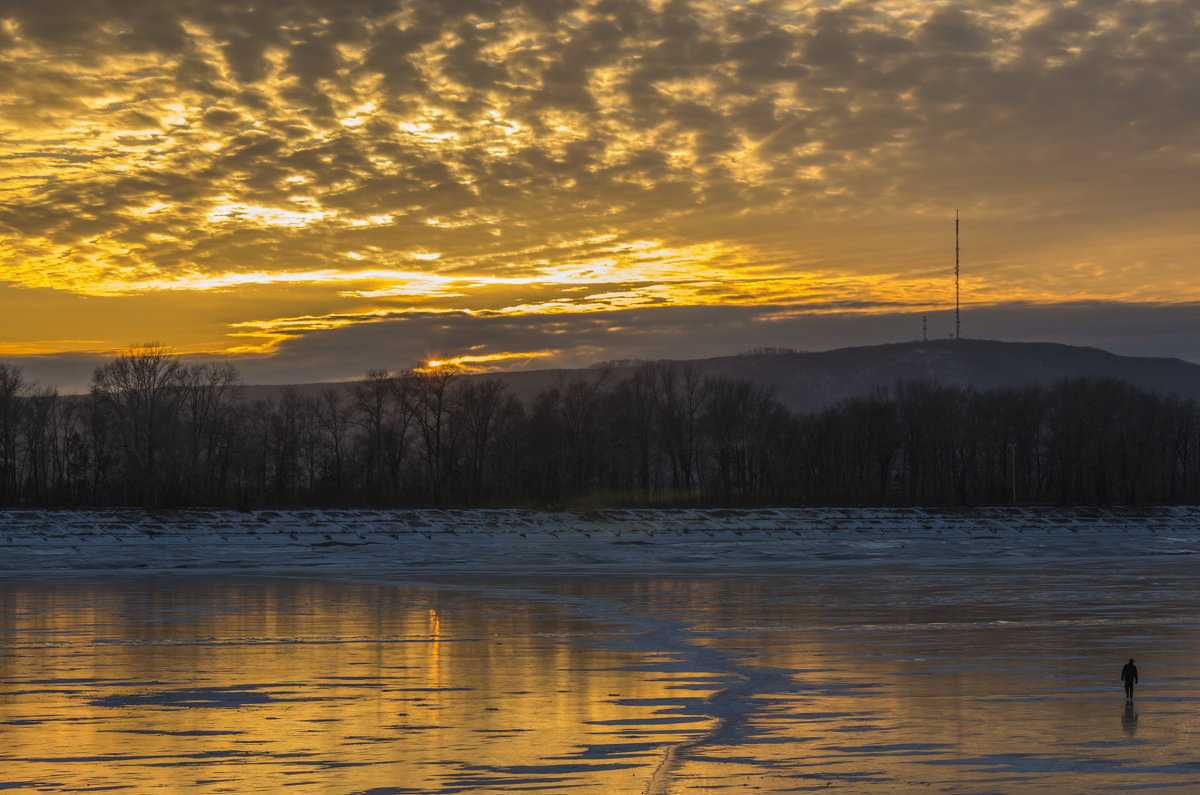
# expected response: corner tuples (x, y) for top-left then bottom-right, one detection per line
(178, 362), (242, 503)
(451, 377), (509, 504)
(317, 387), (352, 501)
(5, 349), (1200, 510)
(352, 370), (411, 504)
(0, 363), (27, 503)
(410, 366), (460, 503)
(702, 377), (787, 503)
(610, 363), (663, 500)
(90, 344), (184, 505)
(656, 361), (708, 500)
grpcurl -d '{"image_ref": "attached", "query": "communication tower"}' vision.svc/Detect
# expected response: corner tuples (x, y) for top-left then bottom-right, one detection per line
(955, 210), (960, 340)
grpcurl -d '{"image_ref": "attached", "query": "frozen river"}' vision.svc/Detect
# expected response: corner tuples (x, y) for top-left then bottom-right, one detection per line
(3, 508), (1200, 792)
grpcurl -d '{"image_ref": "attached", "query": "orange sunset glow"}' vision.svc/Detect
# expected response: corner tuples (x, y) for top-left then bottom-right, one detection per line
(1, 1), (1198, 388)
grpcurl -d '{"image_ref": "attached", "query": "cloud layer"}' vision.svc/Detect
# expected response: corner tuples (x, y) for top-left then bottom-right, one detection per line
(1, 0), (1198, 381)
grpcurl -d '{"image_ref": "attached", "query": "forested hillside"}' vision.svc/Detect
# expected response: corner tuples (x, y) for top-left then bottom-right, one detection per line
(1, 344), (1198, 508)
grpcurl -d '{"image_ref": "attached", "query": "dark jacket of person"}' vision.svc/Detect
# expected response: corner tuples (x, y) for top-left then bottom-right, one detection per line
(1122, 661), (1139, 684)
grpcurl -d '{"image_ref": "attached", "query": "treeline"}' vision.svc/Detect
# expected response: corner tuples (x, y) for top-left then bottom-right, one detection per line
(2, 345), (1200, 508)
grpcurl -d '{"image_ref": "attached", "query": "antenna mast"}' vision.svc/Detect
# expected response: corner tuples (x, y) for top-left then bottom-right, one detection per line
(954, 209), (960, 340)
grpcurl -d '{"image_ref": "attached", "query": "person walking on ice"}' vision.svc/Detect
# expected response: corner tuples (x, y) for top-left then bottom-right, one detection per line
(1121, 658), (1139, 699)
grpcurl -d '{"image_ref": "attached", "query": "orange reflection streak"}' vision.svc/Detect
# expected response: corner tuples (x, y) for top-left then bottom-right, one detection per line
(428, 607), (441, 696)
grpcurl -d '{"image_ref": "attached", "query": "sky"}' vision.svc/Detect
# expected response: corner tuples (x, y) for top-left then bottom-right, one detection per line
(1, 0), (1198, 390)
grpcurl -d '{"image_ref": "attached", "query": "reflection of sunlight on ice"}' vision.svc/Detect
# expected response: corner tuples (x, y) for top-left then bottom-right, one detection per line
(428, 607), (441, 694)
(0, 578), (713, 793)
(2, 537), (1199, 793)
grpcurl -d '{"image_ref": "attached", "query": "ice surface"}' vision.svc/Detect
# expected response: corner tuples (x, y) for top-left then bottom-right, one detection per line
(2, 508), (1199, 792)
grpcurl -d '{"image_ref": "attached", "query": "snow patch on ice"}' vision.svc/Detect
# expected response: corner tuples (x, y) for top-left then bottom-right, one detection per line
(1, 506), (1197, 575)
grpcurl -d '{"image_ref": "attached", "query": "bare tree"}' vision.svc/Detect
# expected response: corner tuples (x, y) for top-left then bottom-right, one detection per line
(656, 361), (708, 500)
(90, 343), (184, 505)
(702, 377), (787, 503)
(560, 370), (612, 496)
(452, 377), (508, 504)
(178, 362), (242, 502)
(352, 369), (412, 504)
(317, 387), (352, 500)
(409, 366), (460, 502)
(21, 386), (59, 505)
(0, 363), (27, 503)
(610, 363), (663, 500)
(264, 388), (321, 503)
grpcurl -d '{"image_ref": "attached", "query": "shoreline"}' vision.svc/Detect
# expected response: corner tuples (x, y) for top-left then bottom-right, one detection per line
(3, 505), (1199, 575)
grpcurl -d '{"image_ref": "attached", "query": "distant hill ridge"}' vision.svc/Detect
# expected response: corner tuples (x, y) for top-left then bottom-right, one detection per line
(702, 339), (1200, 413)
(243, 339), (1200, 414)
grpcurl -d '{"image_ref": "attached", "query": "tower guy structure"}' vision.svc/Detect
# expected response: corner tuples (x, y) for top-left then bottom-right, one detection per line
(955, 209), (961, 340)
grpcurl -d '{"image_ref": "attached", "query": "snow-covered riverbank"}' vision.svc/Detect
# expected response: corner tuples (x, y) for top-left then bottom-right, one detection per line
(3, 506), (1197, 574)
